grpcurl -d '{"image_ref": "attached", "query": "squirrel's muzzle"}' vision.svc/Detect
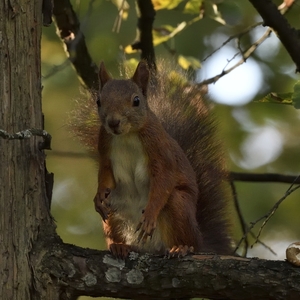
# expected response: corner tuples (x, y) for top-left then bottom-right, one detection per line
(107, 118), (121, 134)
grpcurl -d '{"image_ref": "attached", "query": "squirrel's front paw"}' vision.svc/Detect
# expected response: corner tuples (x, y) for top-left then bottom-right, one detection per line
(93, 188), (112, 221)
(136, 210), (156, 243)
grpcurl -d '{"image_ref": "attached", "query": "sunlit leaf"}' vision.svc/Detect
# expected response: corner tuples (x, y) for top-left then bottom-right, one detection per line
(153, 22), (186, 46)
(211, 3), (226, 25)
(111, 0), (130, 10)
(124, 44), (138, 54)
(111, 0), (129, 19)
(178, 55), (201, 70)
(260, 92), (293, 105)
(292, 81), (300, 109)
(184, 0), (203, 14)
(152, 0), (184, 10)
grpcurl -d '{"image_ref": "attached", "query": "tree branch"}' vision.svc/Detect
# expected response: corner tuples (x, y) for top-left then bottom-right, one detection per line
(132, 0), (156, 70)
(36, 240), (300, 299)
(52, 0), (99, 91)
(235, 183), (300, 252)
(0, 128), (52, 150)
(199, 28), (272, 86)
(248, 0), (300, 72)
(231, 172), (300, 184)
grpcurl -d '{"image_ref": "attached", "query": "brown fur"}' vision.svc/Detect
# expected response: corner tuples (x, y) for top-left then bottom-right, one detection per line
(74, 61), (232, 257)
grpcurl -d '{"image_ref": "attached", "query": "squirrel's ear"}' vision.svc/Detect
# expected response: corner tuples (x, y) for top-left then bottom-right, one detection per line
(132, 61), (149, 96)
(99, 62), (112, 90)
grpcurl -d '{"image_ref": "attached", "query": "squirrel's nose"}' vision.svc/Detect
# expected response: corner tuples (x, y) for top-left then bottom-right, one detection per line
(108, 118), (120, 130)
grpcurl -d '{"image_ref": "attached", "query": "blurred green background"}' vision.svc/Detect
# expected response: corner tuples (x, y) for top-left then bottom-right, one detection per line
(42, 0), (300, 299)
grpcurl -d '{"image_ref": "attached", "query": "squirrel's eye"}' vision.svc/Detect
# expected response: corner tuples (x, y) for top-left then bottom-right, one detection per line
(96, 95), (101, 107)
(133, 96), (140, 107)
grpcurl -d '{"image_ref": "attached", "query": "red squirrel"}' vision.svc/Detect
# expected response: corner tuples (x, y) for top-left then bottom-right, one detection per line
(87, 61), (232, 258)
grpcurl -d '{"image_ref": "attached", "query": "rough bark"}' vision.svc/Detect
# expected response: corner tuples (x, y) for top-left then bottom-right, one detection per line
(36, 242), (300, 300)
(0, 0), (56, 299)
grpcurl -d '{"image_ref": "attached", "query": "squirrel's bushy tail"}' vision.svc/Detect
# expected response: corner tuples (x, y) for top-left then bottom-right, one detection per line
(148, 63), (232, 254)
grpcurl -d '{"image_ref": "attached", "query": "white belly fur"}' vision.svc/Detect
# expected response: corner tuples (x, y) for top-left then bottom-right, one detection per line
(110, 133), (165, 253)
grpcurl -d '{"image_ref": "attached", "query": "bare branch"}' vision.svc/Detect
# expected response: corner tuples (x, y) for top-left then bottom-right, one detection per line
(0, 128), (52, 150)
(200, 2), (296, 85)
(199, 28), (272, 86)
(202, 21), (263, 62)
(234, 182), (300, 251)
(248, 0), (300, 72)
(231, 180), (276, 256)
(231, 172), (300, 184)
(230, 180), (249, 256)
(252, 180), (300, 247)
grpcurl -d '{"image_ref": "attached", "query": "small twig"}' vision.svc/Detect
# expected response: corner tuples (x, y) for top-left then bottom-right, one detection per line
(230, 180), (249, 256)
(48, 150), (90, 158)
(43, 59), (70, 79)
(0, 129), (52, 150)
(112, 0), (126, 33)
(248, 230), (276, 255)
(252, 177), (300, 247)
(199, 28), (272, 86)
(200, 2), (294, 86)
(202, 21), (263, 62)
(234, 182), (300, 252)
(230, 180), (276, 256)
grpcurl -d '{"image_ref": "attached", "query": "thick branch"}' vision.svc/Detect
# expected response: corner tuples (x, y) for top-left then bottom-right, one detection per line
(52, 0), (98, 90)
(35, 240), (300, 300)
(133, 0), (156, 70)
(248, 0), (300, 72)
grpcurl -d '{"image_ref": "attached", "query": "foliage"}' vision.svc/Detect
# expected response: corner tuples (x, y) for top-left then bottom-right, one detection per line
(42, 4), (300, 296)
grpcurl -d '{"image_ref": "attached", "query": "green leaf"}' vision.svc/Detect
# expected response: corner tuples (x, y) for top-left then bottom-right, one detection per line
(178, 55), (201, 70)
(259, 81), (300, 109)
(184, 0), (203, 14)
(152, 0), (184, 10)
(153, 22), (187, 46)
(292, 81), (300, 109)
(259, 92), (293, 105)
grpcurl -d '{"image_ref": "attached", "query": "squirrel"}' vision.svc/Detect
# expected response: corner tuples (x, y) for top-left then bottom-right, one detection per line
(73, 61), (232, 258)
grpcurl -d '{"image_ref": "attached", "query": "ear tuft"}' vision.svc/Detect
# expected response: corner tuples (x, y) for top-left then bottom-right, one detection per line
(99, 62), (112, 90)
(132, 61), (150, 96)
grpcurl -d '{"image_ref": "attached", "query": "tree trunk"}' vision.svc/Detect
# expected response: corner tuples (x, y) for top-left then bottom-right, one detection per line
(0, 1), (55, 299)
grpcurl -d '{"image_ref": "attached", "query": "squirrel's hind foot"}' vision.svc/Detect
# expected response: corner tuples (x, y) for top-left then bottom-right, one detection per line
(109, 243), (132, 259)
(166, 245), (195, 258)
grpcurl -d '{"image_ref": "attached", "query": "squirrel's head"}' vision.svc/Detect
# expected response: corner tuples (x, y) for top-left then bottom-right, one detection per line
(97, 61), (150, 136)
